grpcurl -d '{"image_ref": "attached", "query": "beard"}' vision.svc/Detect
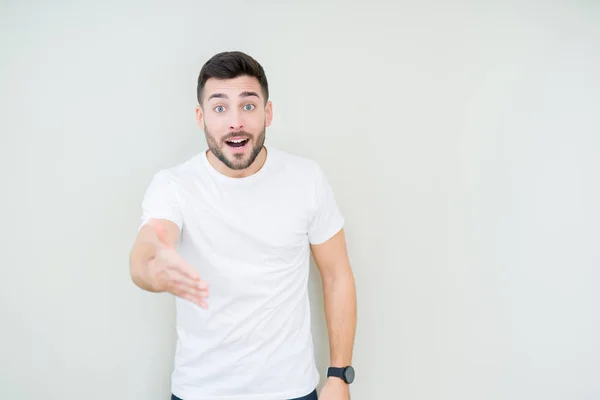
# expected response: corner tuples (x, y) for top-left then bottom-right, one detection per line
(204, 124), (266, 171)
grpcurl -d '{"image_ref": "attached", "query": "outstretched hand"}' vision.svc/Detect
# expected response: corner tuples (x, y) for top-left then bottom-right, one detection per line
(148, 221), (209, 308)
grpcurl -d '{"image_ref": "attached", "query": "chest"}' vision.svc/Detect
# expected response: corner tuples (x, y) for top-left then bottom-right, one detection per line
(177, 178), (315, 266)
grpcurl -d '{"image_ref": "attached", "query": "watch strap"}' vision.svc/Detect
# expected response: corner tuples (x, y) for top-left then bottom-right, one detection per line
(327, 367), (345, 379)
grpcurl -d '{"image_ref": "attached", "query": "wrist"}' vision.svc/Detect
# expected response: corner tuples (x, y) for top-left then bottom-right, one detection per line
(327, 376), (348, 384)
(327, 365), (355, 384)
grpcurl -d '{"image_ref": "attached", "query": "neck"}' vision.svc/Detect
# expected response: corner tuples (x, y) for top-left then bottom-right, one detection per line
(206, 146), (267, 178)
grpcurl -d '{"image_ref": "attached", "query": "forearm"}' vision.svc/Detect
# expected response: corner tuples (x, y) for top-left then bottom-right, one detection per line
(129, 239), (159, 292)
(322, 267), (357, 367)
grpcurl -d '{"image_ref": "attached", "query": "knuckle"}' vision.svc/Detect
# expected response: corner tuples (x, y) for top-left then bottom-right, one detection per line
(170, 280), (184, 293)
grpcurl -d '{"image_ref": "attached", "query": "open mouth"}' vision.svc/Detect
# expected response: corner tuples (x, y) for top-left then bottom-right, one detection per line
(225, 138), (249, 148)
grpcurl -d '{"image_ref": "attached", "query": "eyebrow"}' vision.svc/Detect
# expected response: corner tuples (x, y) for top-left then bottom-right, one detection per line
(207, 91), (260, 101)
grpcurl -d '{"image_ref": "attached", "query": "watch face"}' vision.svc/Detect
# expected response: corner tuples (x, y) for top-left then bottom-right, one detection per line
(344, 366), (355, 383)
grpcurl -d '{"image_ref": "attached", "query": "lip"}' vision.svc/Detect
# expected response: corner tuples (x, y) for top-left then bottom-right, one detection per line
(225, 136), (249, 141)
(224, 137), (250, 153)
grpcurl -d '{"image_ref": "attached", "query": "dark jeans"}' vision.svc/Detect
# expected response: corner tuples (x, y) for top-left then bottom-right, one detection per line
(171, 388), (318, 400)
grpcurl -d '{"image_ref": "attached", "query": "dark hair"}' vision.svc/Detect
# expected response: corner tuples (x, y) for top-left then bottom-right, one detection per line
(197, 51), (269, 105)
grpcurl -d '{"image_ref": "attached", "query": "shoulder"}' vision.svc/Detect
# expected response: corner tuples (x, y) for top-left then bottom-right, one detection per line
(268, 146), (323, 179)
(147, 152), (205, 188)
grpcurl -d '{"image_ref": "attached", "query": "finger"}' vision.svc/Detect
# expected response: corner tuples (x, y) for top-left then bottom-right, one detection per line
(190, 288), (209, 302)
(174, 259), (205, 286)
(174, 277), (209, 297)
(183, 281), (209, 299)
(163, 252), (201, 281)
(181, 293), (206, 308)
(169, 262), (197, 281)
(194, 284), (209, 297)
(180, 291), (209, 309)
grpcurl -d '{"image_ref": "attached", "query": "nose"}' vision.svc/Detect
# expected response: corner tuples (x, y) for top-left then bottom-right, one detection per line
(229, 110), (244, 132)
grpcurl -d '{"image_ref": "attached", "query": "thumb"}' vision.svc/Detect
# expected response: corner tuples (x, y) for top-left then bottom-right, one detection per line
(149, 220), (173, 248)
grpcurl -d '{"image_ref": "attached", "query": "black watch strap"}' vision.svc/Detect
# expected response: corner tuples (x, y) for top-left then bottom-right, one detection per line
(327, 366), (355, 384)
(327, 367), (345, 379)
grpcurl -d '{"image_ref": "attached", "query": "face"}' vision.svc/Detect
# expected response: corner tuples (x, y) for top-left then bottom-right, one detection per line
(196, 75), (272, 171)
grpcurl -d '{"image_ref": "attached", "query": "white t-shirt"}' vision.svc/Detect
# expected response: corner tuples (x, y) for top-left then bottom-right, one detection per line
(138, 146), (344, 400)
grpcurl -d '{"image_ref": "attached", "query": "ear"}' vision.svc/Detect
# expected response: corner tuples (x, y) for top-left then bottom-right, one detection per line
(195, 105), (204, 129)
(265, 100), (273, 127)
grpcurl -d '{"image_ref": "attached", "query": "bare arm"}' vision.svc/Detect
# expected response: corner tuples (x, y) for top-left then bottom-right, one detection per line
(129, 219), (179, 291)
(311, 228), (357, 368)
(129, 219), (209, 307)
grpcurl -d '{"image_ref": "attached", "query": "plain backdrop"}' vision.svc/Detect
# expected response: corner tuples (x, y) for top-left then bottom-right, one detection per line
(1, 1), (599, 399)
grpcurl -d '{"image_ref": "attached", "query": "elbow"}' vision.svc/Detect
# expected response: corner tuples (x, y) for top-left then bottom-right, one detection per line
(322, 264), (355, 288)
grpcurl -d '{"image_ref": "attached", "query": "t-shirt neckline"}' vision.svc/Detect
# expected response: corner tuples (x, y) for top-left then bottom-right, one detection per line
(201, 146), (273, 184)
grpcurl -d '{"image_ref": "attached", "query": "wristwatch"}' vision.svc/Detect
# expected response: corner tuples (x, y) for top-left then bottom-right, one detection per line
(327, 366), (355, 384)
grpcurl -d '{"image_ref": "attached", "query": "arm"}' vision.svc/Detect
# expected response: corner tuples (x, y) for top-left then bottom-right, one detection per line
(306, 163), (355, 398)
(129, 219), (209, 307)
(311, 228), (357, 370)
(129, 218), (180, 292)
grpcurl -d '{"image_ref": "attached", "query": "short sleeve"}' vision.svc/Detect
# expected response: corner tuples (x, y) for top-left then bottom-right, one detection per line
(138, 171), (184, 231)
(308, 164), (345, 244)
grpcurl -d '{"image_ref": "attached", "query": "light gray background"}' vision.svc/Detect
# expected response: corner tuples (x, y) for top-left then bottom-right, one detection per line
(1, 1), (599, 399)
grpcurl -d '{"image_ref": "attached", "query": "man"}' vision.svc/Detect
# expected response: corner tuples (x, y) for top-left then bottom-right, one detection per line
(129, 51), (357, 400)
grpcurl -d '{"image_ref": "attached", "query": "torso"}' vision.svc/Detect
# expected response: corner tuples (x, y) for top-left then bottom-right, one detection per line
(164, 147), (324, 400)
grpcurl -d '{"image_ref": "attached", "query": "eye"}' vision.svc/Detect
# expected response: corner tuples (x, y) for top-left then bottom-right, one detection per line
(214, 105), (226, 113)
(243, 104), (255, 111)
